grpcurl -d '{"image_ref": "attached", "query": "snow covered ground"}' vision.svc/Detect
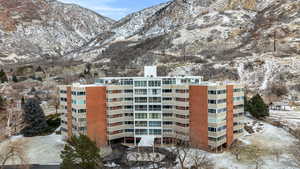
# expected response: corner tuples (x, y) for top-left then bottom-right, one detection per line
(0, 134), (65, 165)
(268, 110), (300, 130)
(177, 117), (299, 169)
(0, 117), (298, 168)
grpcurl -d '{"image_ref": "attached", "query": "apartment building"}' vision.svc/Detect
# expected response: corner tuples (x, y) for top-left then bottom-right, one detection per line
(59, 66), (244, 150)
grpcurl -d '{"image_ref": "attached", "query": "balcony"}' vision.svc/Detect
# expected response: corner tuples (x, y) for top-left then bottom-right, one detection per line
(175, 101), (189, 107)
(208, 130), (226, 138)
(208, 138), (226, 148)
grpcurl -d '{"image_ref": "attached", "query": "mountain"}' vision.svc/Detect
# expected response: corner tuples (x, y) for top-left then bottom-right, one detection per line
(0, 0), (114, 64)
(72, 0), (300, 100)
(1, 0), (300, 100)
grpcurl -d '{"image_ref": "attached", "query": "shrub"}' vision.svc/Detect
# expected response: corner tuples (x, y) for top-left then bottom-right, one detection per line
(246, 94), (269, 119)
(61, 135), (104, 169)
(20, 98), (48, 137)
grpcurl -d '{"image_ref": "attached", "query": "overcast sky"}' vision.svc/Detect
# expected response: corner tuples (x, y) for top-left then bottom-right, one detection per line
(59, 0), (169, 20)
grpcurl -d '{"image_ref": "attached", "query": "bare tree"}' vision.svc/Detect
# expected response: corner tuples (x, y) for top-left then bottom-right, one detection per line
(291, 128), (300, 167)
(231, 144), (243, 161)
(190, 151), (214, 169)
(171, 138), (191, 169)
(0, 140), (29, 169)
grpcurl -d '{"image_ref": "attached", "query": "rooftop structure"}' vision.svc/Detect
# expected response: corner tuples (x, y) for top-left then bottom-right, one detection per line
(59, 66), (245, 150)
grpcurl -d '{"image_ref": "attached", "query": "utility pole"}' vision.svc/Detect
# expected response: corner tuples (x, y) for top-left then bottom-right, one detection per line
(274, 31), (276, 52)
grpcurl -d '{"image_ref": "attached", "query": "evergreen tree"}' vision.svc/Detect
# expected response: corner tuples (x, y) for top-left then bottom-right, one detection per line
(61, 135), (104, 169)
(247, 94), (269, 119)
(21, 97), (25, 108)
(12, 74), (18, 82)
(0, 95), (5, 109)
(20, 98), (48, 137)
(0, 69), (8, 83)
(36, 66), (43, 72)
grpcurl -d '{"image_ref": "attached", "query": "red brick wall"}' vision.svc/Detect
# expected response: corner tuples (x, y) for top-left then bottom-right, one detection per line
(86, 87), (107, 147)
(66, 87), (73, 138)
(226, 85), (234, 146)
(189, 86), (208, 149)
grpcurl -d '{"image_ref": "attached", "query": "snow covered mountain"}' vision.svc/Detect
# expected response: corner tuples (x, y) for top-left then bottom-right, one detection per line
(1, 0), (300, 99)
(0, 0), (114, 64)
(79, 0), (299, 99)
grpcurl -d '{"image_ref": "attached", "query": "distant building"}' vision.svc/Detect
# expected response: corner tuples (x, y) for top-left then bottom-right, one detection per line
(59, 66), (245, 151)
(270, 101), (293, 111)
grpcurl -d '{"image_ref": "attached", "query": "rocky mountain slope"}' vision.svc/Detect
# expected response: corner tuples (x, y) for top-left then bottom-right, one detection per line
(0, 0), (114, 64)
(1, 0), (300, 99)
(73, 0), (300, 100)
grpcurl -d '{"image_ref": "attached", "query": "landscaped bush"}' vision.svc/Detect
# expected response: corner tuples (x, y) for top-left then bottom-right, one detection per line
(246, 94), (269, 119)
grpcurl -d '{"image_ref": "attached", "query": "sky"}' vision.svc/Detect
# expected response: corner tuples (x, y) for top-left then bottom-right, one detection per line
(59, 0), (169, 20)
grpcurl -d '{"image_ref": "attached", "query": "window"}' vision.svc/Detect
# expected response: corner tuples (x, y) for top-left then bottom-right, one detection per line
(163, 105), (172, 109)
(208, 109), (216, 114)
(135, 121), (147, 127)
(135, 89), (147, 95)
(149, 129), (161, 135)
(175, 89), (188, 93)
(135, 97), (147, 103)
(125, 113), (134, 117)
(124, 97), (133, 101)
(148, 80), (161, 87)
(234, 104), (244, 109)
(135, 113), (147, 119)
(124, 105), (133, 110)
(149, 89), (161, 95)
(60, 97), (67, 102)
(135, 105), (147, 111)
(217, 90), (226, 94)
(162, 89), (172, 93)
(135, 129), (147, 135)
(121, 79), (133, 85)
(124, 89), (133, 93)
(163, 113), (173, 117)
(175, 106), (189, 110)
(72, 99), (85, 105)
(234, 129), (243, 134)
(217, 99), (226, 104)
(134, 81), (147, 87)
(125, 129), (134, 132)
(208, 135), (226, 141)
(176, 122), (189, 127)
(73, 91), (85, 96)
(149, 105), (161, 111)
(208, 100), (217, 104)
(234, 88), (244, 92)
(208, 90), (217, 95)
(149, 113), (161, 119)
(79, 127), (86, 131)
(208, 127), (216, 132)
(60, 90), (67, 94)
(217, 108), (227, 113)
(78, 109), (86, 113)
(208, 117), (226, 123)
(163, 97), (172, 101)
(148, 97), (161, 103)
(149, 121), (161, 127)
(162, 78), (176, 85)
(163, 129), (172, 133)
(125, 121), (134, 125)
(176, 98), (188, 102)
(234, 96), (244, 101)
(175, 114), (189, 119)
(163, 121), (173, 125)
